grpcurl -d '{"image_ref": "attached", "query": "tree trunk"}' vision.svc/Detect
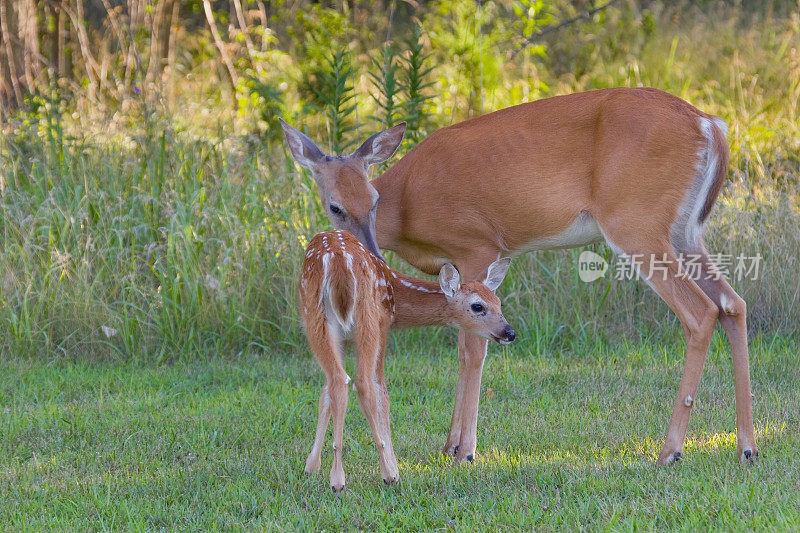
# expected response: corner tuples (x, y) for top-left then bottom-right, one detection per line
(202, 0), (238, 98)
(164, 0), (179, 86)
(232, 0), (258, 70)
(19, 0), (41, 91)
(0, 0), (24, 108)
(145, 0), (163, 87)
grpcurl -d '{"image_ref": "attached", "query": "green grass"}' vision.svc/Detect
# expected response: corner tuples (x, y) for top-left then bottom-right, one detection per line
(2, 334), (798, 530)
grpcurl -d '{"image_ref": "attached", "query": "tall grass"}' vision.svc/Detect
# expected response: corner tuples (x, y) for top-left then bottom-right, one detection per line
(0, 3), (798, 362)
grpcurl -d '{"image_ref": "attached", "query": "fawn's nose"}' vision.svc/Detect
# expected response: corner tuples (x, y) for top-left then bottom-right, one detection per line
(502, 325), (516, 343)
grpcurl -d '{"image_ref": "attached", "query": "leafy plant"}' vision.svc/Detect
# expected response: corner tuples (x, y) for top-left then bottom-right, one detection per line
(313, 50), (358, 155)
(400, 24), (434, 144)
(370, 45), (402, 130)
(247, 77), (285, 144)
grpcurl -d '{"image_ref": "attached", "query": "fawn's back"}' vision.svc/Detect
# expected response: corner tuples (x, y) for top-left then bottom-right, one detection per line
(299, 230), (394, 337)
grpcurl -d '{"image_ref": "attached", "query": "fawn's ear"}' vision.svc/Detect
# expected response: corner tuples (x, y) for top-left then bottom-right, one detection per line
(484, 257), (511, 292)
(353, 122), (407, 166)
(438, 263), (461, 299)
(279, 118), (326, 170)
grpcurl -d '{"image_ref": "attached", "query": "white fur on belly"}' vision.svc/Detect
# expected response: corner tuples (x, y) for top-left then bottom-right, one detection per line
(514, 211), (604, 254)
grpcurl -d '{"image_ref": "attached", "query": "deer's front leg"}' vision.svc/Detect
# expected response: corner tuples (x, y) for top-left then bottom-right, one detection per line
(454, 330), (489, 465)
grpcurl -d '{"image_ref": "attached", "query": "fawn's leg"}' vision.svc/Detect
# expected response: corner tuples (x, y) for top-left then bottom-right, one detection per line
(354, 318), (399, 484)
(304, 317), (349, 491)
(328, 366), (349, 492)
(305, 384), (331, 474)
(375, 333), (400, 479)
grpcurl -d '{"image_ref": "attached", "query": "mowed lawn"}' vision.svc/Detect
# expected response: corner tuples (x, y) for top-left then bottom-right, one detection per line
(1, 333), (798, 530)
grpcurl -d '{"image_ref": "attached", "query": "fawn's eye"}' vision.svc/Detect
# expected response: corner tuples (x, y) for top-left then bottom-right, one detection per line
(329, 204), (342, 215)
(470, 303), (484, 314)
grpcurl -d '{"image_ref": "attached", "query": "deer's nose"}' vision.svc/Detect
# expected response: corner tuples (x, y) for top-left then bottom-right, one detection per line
(502, 325), (516, 342)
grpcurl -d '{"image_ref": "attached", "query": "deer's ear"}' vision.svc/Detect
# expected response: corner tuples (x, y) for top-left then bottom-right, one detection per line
(353, 122), (407, 166)
(280, 118), (326, 169)
(438, 263), (461, 299)
(484, 257), (511, 292)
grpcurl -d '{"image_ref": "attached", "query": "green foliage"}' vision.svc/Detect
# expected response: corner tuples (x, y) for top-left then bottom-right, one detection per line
(425, 0), (506, 116)
(513, 0), (555, 39)
(314, 50), (359, 155)
(400, 24), (435, 144)
(290, 6), (350, 113)
(1, 2), (799, 363)
(369, 45), (402, 129)
(246, 77), (285, 144)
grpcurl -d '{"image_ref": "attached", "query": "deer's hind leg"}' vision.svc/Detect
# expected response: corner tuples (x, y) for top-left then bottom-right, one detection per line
(600, 227), (719, 465)
(354, 314), (399, 485)
(678, 243), (758, 463)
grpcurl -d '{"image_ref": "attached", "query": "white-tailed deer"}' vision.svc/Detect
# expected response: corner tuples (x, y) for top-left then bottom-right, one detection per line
(282, 87), (758, 466)
(299, 230), (514, 492)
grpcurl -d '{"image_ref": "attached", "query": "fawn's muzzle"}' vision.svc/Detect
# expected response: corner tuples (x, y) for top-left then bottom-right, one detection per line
(500, 324), (516, 343)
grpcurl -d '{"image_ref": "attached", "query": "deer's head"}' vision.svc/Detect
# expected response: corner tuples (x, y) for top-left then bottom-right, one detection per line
(280, 119), (406, 262)
(438, 258), (516, 345)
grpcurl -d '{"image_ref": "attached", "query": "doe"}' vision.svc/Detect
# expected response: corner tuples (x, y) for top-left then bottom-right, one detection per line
(299, 230), (515, 492)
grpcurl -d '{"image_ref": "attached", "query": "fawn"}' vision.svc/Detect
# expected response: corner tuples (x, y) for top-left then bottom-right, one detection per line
(299, 230), (515, 492)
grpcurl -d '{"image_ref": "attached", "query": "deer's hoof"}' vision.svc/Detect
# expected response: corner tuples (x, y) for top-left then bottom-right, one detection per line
(657, 450), (682, 466)
(741, 448), (759, 464)
(466, 454), (474, 463)
(442, 444), (458, 457)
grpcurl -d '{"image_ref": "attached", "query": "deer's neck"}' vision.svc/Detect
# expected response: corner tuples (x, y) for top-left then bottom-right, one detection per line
(372, 166), (403, 250)
(388, 272), (451, 329)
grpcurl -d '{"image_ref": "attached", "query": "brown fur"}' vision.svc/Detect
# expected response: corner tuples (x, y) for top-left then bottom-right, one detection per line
(298, 230), (512, 491)
(285, 87), (756, 467)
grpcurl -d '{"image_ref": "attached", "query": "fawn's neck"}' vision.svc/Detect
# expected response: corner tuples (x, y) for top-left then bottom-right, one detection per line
(388, 272), (452, 329)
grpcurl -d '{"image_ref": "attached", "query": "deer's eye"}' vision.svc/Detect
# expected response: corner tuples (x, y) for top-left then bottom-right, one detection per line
(329, 204), (342, 215)
(470, 303), (484, 314)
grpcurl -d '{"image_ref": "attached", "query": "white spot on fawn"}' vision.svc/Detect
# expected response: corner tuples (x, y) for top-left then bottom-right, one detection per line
(399, 278), (440, 293)
(685, 395), (693, 407)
